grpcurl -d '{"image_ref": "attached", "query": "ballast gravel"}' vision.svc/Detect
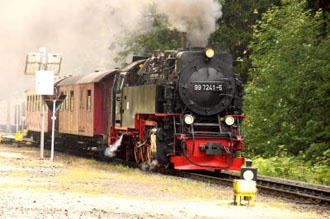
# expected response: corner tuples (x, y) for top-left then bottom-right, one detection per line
(0, 143), (328, 219)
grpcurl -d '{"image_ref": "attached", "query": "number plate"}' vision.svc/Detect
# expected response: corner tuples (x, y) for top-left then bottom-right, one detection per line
(193, 83), (223, 92)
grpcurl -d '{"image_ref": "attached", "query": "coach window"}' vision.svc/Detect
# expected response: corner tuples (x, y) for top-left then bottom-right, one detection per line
(27, 96), (29, 112)
(37, 96), (39, 112)
(31, 96), (34, 112)
(30, 96), (32, 112)
(35, 96), (38, 112)
(35, 96), (37, 112)
(80, 89), (84, 110)
(38, 96), (41, 112)
(62, 92), (64, 110)
(59, 92), (64, 111)
(70, 91), (74, 111)
(115, 73), (126, 93)
(87, 90), (92, 112)
(65, 91), (69, 111)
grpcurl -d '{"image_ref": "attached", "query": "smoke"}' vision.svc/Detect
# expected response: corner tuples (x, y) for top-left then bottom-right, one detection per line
(154, 0), (222, 47)
(0, 0), (146, 99)
(0, 0), (222, 100)
(104, 135), (124, 158)
(140, 159), (158, 171)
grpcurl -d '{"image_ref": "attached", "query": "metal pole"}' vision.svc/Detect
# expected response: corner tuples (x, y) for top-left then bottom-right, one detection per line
(15, 104), (19, 133)
(39, 47), (47, 159)
(40, 101), (45, 159)
(50, 99), (56, 161)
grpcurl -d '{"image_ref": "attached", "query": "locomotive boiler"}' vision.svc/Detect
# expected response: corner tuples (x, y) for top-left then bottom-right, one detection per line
(110, 47), (246, 171)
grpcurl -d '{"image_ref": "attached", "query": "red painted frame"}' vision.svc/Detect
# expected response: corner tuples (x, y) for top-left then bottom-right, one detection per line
(111, 113), (245, 171)
(170, 136), (244, 170)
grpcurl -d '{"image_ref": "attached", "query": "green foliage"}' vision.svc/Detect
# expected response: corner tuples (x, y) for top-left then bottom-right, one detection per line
(114, 0), (278, 74)
(209, 0), (280, 82)
(113, 8), (181, 65)
(253, 156), (330, 185)
(243, 0), (330, 164)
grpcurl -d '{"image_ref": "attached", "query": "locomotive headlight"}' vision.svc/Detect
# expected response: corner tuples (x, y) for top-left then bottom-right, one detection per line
(225, 116), (235, 126)
(184, 114), (194, 125)
(205, 48), (215, 58)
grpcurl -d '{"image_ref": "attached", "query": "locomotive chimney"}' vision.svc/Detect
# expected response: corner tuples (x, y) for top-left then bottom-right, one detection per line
(180, 32), (187, 50)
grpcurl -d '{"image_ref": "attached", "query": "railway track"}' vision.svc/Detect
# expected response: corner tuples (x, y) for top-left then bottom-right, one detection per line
(2, 138), (329, 205)
(167, 170), (330, 204)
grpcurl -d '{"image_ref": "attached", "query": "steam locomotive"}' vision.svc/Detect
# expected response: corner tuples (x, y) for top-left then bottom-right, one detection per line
(25, 47), (249, 173)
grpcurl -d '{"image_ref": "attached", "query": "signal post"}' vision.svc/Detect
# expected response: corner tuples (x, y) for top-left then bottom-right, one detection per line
(24, 47), (62, 160)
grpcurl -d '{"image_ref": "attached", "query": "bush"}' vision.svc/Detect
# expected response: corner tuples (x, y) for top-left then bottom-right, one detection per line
(253, 156), (330, 185)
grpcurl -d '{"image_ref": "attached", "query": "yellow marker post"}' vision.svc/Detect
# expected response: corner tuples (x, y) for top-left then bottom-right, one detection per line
(14, 131), (23, 142)
(233, 179), (257, 206)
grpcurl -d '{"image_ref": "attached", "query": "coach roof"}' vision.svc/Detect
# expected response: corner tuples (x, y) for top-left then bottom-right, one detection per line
(57, 70), (117, 86)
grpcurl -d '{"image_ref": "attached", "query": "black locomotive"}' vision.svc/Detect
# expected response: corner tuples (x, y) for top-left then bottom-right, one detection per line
(111, 47), (246, 171)
(135, 47), (243, 116)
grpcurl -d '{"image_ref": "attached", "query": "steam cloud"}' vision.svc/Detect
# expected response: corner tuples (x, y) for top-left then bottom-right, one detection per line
(0, 0), (222, 100)
(140, 159), (159, 171)
(104, 135), (123, 158)
(154, 0), (222, 46)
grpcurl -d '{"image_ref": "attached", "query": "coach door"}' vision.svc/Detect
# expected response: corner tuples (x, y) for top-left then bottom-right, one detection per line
(114, 72), (126, 127)
(78, 85), (93, 136)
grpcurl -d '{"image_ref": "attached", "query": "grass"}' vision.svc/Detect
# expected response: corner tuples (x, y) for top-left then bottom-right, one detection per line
(252, 156), (330, 185)
(35, 156), (224, 200)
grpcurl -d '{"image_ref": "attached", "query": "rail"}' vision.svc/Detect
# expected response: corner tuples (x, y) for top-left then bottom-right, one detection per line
(165, 170), (330, 204)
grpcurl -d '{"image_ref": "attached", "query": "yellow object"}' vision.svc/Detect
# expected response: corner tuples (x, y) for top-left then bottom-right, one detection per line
(22, 129), (28, 137)
(0, 135), (2, 143)
(233, 179), (257, 206)
(15, 131), (23, 142)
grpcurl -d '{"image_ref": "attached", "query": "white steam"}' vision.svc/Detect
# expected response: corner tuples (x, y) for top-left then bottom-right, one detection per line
(104, 135), (124, 158)
(0, 0), (146, 99)
(154, 0), (222, 46)
(0, 0), (222, 100)
(140, 159), (159, 171)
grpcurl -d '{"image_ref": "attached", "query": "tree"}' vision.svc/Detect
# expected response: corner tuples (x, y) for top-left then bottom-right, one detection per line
(243, 0), (330, 163)
(209, 0), (281, 82)
(113, 8), (181, 65)
(114, 0), (279, 73)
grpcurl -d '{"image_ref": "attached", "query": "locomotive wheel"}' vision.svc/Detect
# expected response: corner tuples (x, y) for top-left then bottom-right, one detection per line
(134, 144), (142, 163)
(141, 144), (152, 162)
(134, 143), (152, 163)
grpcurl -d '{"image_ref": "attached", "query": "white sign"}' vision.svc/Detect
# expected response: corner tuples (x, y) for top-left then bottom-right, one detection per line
(36, 70), (54, 95)
(24, 53), (42, 75)
(46, 53), (62, 74)
(24, 53), (62, 75)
